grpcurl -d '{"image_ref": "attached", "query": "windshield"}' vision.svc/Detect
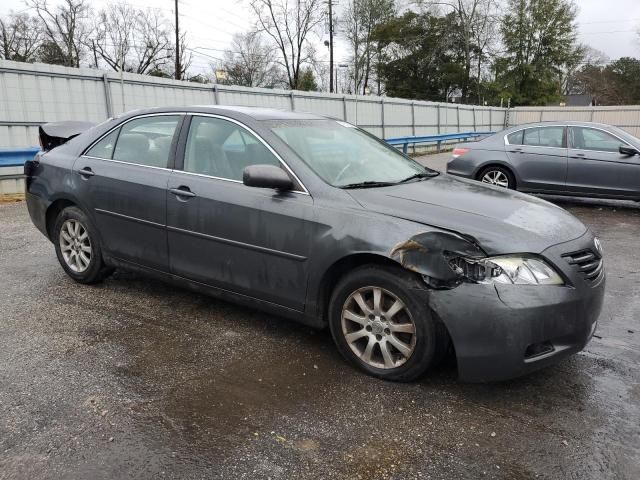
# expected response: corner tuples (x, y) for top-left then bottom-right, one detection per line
(267, 119), (435, 187)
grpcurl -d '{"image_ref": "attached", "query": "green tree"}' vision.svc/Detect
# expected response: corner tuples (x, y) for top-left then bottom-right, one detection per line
(296, 67), (318, 91)
(498, 0), (582, 105)
(373, 11), (465, 100)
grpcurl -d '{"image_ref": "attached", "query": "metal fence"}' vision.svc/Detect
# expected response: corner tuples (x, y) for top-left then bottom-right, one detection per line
(508, 106), (640, 137)
(0, 59), (507, 148)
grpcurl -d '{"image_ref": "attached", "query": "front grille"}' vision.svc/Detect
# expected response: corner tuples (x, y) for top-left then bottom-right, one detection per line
(562, 248), (604, 283)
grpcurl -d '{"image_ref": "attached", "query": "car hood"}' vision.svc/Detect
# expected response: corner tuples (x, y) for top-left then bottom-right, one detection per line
(347, 174), (587, 255)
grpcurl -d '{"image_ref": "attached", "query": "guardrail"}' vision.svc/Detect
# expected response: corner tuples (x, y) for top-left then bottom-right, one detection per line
(0, 147), (40, 167)
(385, 131), (495, 154)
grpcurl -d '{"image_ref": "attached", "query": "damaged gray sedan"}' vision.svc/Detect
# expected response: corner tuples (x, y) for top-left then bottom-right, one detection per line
(25, 106), (605, 382)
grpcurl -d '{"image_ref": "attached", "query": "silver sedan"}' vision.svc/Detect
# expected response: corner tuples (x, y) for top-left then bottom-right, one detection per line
(446, 121), (640, 201)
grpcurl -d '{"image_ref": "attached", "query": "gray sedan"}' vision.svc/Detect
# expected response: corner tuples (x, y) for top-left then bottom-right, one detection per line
(25, 107), (604, 383)
(446, 121), (640, 200)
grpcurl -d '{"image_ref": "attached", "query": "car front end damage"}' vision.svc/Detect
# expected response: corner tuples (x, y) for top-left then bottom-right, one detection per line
(390, 230), (605, 382)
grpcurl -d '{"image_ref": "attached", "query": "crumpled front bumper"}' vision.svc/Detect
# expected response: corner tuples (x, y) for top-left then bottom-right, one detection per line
(428, 232), (605, 382)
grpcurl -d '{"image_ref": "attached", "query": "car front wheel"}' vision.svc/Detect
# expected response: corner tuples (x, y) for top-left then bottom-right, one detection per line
(329, 265), (437, 382)
(54, 206), (112, 284)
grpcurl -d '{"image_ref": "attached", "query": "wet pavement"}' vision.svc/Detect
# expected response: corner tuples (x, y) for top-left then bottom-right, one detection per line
(1, 166), (639, 478)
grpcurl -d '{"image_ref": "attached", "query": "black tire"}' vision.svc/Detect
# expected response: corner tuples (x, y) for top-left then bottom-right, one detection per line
(53, 206), (113, 284)
(477, 165), (516, 189)
(328, 265), (437, 382)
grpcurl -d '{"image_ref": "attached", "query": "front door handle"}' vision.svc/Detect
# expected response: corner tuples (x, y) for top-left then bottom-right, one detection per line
(169, 186), (196, 198)
(78, 167), (95, 177)
(509, 148), (523, 153)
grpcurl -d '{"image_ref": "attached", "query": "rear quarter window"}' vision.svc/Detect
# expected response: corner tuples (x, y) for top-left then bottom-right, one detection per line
(507, 130), (523, 145)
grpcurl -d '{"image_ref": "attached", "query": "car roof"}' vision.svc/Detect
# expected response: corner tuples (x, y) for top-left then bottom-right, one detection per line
(117, 105), (328, 121)
(507, 120), (617, 129)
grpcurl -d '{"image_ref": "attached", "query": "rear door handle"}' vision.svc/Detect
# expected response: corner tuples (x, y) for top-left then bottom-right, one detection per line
(169, 186), (196, 198)
(570, 153), (586, 158)
(78, 167), (95, 177)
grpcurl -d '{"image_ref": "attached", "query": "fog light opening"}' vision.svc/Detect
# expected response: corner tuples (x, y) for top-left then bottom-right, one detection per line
(524, 341), (555, 360)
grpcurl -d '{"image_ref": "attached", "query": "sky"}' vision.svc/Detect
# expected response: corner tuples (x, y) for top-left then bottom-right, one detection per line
(2, 0), (640, 76)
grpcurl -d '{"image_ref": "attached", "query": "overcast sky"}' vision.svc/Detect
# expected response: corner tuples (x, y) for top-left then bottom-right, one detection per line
(2, 0), (639, 75)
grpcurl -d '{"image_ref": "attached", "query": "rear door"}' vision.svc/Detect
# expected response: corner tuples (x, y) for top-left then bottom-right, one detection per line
(74, 114), (183, 271)
(505, 125), (567, 191)
(566, 126), (640, 198)
(166, 114), (315, 311)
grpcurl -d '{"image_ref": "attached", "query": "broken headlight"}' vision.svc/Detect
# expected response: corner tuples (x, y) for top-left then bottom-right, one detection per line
(450, 255), (564, 286)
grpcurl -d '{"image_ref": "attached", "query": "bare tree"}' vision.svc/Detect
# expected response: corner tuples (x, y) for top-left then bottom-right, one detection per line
(343, 0), (395, 95)
(27, 0), (91, 67)
(219, 32), (283, 87)
(92, 4), (173, 74)
(249, 0), (324, 89)
(0, 12), (42, 62)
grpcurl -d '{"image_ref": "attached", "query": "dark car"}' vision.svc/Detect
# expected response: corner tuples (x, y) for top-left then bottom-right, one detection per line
(25, 106), (605, 382)
(447, 121), (640, 200)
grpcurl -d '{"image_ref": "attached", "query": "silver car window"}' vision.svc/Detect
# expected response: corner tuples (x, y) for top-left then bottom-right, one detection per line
(523, 126), (565, 148)
(569, 127), (625, 153)
(507, 130), (524, 145)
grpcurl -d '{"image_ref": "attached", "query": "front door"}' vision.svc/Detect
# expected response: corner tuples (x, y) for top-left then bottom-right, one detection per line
(74, 114), (182, 271)
(505, 125), (567, 191)
(567, 126), (640, 198)
(166, 114), (315, 311)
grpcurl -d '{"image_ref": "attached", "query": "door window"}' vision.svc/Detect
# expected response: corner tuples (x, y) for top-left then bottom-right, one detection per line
(112, 115), (180, 168)
(569, 127), (625, 153)
(184, 116), (281, 181)
(523, 127), (565, 148)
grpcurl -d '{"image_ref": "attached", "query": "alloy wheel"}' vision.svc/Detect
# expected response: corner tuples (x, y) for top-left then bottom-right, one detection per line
(341, 286), (417, 369)
(59, 219), (92, 273)
(481, 169), (510, 188)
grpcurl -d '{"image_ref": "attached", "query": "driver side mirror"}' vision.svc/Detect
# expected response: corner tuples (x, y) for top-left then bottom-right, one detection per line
(243, 164), (294, 191)
(619, 145), (639, 156)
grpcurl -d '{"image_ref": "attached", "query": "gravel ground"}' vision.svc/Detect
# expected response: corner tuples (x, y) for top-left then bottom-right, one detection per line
(1, 159), (639, 479)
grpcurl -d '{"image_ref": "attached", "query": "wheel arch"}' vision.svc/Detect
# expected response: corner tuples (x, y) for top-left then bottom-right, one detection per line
(315, 253), (407, 327)
(45, 198), (78, 240)
(317, 252), (456, 375)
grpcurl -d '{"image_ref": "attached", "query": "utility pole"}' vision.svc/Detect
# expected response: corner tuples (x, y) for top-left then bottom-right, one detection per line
(174, 0), (181, 80)
(328, 0), (334, 93)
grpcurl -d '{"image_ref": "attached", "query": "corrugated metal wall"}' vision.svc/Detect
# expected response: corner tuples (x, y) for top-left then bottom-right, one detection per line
(509, 107), (640, 136)
(0, 59), (506, 148)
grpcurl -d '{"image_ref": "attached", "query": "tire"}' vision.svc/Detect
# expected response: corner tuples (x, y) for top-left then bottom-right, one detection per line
(477, 165), (515, 189)
(53, 206), (113, 284)
(328, 265), (437, 382)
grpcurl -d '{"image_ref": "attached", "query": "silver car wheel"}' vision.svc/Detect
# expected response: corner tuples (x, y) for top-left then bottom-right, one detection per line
(481, 170), (510, 188)
(341, 286), (417, 369)
(59, 219), (92, 273)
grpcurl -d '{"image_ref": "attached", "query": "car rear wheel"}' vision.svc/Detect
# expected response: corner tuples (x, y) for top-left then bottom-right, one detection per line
(478, 166), (515, 189)
(54, 206), (112, 284)
(328, 265), (437, 382)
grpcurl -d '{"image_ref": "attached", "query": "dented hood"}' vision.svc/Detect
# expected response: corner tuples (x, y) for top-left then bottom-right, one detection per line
(347, 174), (587, 255)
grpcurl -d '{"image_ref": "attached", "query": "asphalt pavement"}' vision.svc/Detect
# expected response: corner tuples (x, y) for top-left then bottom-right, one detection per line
(1, 158), (639, 479)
